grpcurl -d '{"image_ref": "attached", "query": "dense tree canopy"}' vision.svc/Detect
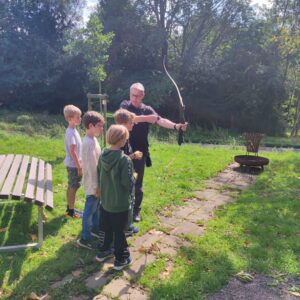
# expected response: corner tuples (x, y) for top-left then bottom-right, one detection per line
(0, 0), (299, 135)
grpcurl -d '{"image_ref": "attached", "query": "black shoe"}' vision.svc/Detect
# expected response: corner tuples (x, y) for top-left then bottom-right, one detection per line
(76, 238), (95, 250)
(91, 229), (104, 239)
(95, 248), (114, 262)
(113, 256), (132, 270)
(133, 212), (141, 222)
(125, 225), (139, 237)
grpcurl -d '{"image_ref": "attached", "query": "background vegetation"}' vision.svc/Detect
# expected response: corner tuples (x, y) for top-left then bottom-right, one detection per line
(1, 0), (299, 136)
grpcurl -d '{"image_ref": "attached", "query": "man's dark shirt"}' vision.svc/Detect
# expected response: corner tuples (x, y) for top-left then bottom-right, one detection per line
(120, 100), (157, 156)
(121, 140), (133, 156)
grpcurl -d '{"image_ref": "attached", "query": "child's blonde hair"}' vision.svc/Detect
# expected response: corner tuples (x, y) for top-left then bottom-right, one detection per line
(114, 109), (135, 125)
(82, 111), (104, 129)
(63, 105), (81, 120)
(106, 124), (129, 146)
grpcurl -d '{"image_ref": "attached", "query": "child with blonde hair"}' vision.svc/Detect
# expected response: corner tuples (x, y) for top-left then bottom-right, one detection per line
(114, 109), (143, 236)
(63, 105), (82, 218)
(96, 125), (135, 270)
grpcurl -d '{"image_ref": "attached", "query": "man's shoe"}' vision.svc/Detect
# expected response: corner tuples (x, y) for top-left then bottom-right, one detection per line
(95, 248), (114, 262)
(125, 225), (139, 237)
(76, 238), (94, 250)
(113, 256), (132, 270)
(133, 212), (141, 222)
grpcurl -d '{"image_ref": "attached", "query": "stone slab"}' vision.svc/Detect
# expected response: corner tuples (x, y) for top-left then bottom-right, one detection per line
(85, 271), (112, 290)
(124, 254), (156, 280)
(170, 221), (204, 235)
(102, 278), (131, 298)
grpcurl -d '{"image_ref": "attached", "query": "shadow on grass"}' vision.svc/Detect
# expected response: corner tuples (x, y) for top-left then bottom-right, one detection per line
(5, 238), (97, 300)
(0, 201), (33, 287)
(47, 156), (64, 166)
(149, 156), (300, 299)
(0, 203), (73, 290)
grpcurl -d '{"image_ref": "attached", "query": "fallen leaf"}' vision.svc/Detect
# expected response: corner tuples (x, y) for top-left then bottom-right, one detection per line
(0, 228), (7, 233)
(138, 246), (147, 254)
(148, 243), (160, 253)
(72, 270), (82, 278)
(27, 292), (40, 300)
(42, 211), (48, 221)
(290, 292), (300, 297)
(243, 240), (249, 248)
(31, 234), (38, 242)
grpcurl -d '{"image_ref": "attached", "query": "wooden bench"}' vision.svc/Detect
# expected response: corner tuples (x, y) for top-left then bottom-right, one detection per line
(0, 154), (53, 251)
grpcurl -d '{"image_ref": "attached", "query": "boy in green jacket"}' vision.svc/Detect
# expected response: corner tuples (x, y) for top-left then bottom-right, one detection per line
(96, 124), (135, 270)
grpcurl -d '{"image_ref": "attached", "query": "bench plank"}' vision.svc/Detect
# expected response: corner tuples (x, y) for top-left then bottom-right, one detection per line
(12, 155), (30, 200)
(25, 157), (38, 202)
(0, 155), (22, 199)
(0, 155), (14, 190)
(0, 155), (6, 169)
(35, 159), (45, 206)
(45, 163), (53, 210)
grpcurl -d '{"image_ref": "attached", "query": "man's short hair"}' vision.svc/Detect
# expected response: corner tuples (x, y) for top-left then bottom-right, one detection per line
(106, 124), (129, 146)
(82, 111), (105, 129)
(130, 82), (145, 93)
(114, 109), (135, 125)
(63, 105), (81, 120)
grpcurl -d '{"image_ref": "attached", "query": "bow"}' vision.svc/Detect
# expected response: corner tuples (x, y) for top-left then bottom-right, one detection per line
(163, 56), (186, 145)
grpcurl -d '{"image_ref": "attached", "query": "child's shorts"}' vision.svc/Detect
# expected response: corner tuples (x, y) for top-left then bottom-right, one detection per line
(66, 167), (82, 189)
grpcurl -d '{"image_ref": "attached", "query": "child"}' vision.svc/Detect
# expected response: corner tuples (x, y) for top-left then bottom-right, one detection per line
(77, 111), (105, 249)
(96, 125), (135, 270)
(114, 109), (143, 236)
(63, 105), (82, 218)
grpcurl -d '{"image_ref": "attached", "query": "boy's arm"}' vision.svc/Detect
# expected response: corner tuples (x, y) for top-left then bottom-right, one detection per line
(83, 145), (99, 196)
(120, 157), (135, 190)
(70, 144), (82, 176)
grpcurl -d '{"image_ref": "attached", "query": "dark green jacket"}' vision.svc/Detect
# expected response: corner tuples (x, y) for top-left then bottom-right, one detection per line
(98, 148), (135, 213)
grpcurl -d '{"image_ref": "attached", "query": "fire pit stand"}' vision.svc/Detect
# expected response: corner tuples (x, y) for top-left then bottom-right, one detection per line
(234, 133), (269, 170)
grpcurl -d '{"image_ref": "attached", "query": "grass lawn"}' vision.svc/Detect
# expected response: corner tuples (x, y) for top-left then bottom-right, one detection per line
(0, 112), (299, 299)
(0, 119), (236, 299)
(143, 151), (300, 299)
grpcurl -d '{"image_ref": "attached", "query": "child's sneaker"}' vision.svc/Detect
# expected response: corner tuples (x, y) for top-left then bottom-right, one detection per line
(125, 225), (139, 237)
(66, 210), (81, 219)
(95, 248), (114, 262)
(76, 238), (94, 250)
(91, 229), (104, 239)
(113, 256), (132, 270)
(74, 209), (83, 218)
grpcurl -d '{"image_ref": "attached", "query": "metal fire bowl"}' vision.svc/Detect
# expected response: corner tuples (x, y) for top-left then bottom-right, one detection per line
(234, 155), (269, 167)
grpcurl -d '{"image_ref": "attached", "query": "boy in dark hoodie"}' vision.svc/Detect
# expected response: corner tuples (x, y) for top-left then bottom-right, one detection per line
(96, 124), (135, 270)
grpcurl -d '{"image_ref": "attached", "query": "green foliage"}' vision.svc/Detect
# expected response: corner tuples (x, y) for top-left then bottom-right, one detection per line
(66, 13), (113, 88)
(0, 1), (88, 112)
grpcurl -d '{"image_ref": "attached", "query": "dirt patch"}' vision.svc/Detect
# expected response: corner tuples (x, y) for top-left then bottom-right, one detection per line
(208, 274), (300, 300)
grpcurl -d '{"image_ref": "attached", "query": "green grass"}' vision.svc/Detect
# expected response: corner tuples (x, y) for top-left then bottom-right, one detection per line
(141, 151), (300, 299)
(0, 115), (236, 299)
(1, 111), (299, 299)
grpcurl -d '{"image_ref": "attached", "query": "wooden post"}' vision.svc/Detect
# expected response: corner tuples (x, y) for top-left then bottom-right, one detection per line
(86, 93), (109, 147)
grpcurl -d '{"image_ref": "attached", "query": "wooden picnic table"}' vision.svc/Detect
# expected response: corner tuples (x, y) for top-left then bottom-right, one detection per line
(0, 154), (53, 251)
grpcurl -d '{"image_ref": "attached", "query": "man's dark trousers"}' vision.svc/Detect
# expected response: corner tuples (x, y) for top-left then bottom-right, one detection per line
(133, 156), (145, 215)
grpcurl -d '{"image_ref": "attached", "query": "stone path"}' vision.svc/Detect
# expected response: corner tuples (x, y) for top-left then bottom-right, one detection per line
(50, 163), (257, 299)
